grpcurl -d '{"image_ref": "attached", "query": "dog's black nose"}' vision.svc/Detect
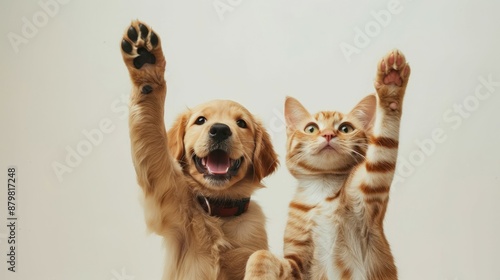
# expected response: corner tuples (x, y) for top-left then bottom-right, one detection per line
(209, 123), (232, 141)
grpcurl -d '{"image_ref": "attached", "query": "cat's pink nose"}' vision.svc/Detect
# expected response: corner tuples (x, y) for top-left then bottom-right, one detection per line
(322, 133), (336, 142)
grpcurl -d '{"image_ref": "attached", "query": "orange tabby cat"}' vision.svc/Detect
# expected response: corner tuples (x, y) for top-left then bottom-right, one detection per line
(244, 49), (411, 280)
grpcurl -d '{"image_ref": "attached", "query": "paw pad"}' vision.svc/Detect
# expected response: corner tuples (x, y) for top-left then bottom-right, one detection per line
(377, 49), (410, 87)
(139, 23), (149, 39)
(121, 40), (132, 54)
(121, 21), (160, 69)
(134, 48), (156, 69)
(127, 26), (138, 42)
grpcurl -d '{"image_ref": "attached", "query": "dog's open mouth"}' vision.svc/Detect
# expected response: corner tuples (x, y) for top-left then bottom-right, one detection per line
(193, 150), (242, 179)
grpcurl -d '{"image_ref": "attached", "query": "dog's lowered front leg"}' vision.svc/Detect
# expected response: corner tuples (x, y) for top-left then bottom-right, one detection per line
(121, 20), (187, 230)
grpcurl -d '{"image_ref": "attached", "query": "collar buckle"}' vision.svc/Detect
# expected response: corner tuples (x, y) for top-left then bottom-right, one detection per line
(197, 196), (250, 217)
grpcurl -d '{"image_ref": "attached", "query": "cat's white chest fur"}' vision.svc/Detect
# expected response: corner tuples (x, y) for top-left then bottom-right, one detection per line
(296, 176), (345, 279)
(313, 198), (342, 279)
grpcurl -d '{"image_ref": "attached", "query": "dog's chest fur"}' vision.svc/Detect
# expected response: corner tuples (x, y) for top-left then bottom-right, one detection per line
(151, 198), (267, 280)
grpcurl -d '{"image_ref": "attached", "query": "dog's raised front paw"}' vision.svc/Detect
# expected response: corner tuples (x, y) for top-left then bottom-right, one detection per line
(121, 20), (165, 87)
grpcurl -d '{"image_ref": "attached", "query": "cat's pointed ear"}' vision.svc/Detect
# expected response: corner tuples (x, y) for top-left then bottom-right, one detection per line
(284, 96), (312, 129)
(349, 94), (376, 131)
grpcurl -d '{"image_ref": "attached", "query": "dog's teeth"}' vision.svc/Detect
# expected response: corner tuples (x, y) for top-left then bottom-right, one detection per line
(202, 158), (207, 166)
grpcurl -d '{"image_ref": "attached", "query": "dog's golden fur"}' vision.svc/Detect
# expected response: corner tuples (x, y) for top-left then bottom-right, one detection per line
(121, 20), (278, 279)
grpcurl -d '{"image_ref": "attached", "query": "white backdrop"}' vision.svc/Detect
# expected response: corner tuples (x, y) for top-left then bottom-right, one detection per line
(1, 0), (499, 279)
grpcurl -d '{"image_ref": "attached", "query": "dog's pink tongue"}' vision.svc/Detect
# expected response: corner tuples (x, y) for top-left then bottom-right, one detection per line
(206, 150), (230, 174)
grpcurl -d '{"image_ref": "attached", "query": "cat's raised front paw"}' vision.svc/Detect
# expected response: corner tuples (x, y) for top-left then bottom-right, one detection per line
(375, 49), (410, 89)
(374, 49), (411, 110)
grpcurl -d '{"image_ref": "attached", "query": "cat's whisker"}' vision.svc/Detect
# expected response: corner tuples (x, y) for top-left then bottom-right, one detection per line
(343, 147), (366, 161)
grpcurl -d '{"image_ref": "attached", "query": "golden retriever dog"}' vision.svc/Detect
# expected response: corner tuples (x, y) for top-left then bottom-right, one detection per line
(120, 20), (278, 280)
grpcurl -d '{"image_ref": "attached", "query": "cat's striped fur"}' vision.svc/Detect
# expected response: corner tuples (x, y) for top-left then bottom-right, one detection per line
(244, 49), (410, 280)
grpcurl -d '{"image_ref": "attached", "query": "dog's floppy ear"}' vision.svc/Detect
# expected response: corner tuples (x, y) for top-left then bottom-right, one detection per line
(252, 119), (279, 181)
(167, 112), (188, 164)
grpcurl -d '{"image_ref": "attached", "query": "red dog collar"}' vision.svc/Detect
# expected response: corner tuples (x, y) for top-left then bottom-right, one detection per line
(197, 196), (250, 217)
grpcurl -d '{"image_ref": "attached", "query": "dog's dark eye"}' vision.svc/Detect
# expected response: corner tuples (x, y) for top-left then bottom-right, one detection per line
(195, 116), (206, 125)
(236, 119), (247, 128)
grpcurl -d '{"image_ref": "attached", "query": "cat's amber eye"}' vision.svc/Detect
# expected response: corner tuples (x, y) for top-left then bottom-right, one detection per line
(338, 123), (354, 134)
(304, 123), (319, 134)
